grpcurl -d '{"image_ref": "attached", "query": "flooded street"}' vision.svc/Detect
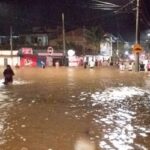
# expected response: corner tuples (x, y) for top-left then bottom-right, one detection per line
(0, 67), (150, 150)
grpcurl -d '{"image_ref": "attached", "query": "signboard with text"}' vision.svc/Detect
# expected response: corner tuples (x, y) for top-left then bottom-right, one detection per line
(22, 48), (33, 54)
(132, 44), (143, 53)
(20, 55), (37, 67)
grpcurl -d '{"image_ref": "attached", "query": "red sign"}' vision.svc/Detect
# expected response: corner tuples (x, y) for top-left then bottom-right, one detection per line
(22, 48), (33, 54)
(20, 55), (37, 67)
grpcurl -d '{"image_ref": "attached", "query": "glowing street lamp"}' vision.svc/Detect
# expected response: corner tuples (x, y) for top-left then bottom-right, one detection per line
(147, 33), (150, 37)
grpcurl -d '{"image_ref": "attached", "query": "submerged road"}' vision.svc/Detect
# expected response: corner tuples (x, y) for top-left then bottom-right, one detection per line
(0, 67), (150, 150)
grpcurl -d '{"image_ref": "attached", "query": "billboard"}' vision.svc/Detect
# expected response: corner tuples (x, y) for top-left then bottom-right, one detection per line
(20, 55), (37, 67)
(22, 48), (33, 55)
(100, 41), (112, 56)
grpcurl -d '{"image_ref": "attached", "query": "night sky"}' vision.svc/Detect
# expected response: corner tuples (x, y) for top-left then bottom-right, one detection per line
(0, 0), (150, 42)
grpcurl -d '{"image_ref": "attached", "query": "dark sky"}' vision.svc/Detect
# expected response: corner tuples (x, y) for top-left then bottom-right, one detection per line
(0, 0), (150, 42)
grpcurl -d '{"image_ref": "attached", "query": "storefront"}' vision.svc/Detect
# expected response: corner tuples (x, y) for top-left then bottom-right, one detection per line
(20, 54), (37, 67)
(18, 47), (64, 67)
(38, 52), (64, 67)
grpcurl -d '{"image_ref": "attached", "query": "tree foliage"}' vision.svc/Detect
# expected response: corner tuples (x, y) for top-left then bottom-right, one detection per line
(85, 26), (104, 54)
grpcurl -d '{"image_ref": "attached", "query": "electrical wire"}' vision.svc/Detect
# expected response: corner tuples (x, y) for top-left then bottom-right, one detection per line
(113, 0), (135, 14)
(140, 0), (150, 28)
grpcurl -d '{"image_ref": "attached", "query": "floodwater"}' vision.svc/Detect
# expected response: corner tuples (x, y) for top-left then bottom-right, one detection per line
(0, 67), (150, 150)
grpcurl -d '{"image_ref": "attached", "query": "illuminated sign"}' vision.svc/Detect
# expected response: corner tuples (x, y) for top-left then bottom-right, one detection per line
(22, 48), (33, 54)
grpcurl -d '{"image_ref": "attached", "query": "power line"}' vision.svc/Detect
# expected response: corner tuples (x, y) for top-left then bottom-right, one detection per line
(140, 0), (150, 27)
(90, 0), (120, 7)
(114, 0), (135, 14)
(89, 0), (120, 11)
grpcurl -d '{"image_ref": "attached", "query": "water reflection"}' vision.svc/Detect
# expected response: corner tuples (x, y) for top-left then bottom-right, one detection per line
(0, 79), (32, 87)
(0, 79), (33, 146)
(0, 89), (12, 145)
(74, 137), (95, 150)
(98, 108), (136, 150)
(79, 86), (150, 150)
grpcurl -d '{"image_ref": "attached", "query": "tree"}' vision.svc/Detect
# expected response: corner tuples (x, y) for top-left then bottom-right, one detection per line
(85, 26), (104, 54)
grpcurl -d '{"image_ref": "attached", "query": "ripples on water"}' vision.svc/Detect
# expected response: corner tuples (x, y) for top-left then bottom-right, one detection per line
(78, 86), (150, 150)
(0, 79), (32, 147)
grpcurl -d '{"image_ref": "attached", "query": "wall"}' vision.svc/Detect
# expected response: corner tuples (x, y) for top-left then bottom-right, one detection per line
(0, 56), (20, 66)
(0, 50), (18, 56)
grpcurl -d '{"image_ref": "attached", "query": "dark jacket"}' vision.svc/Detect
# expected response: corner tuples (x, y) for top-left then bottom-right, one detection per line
(3, 67), (15, 84)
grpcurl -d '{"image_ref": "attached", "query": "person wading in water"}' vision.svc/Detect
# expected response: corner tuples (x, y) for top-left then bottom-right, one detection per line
(3, 65), (15, 85)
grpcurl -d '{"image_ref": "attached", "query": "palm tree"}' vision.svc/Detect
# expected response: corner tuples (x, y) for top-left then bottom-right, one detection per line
(85, 26), (104, 54)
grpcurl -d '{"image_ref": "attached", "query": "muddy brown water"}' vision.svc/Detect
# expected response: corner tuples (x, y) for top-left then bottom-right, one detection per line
(0, 67), (150, 150)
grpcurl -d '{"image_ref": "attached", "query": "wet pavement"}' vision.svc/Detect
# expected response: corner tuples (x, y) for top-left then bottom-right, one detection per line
(0, 67), (150, 150)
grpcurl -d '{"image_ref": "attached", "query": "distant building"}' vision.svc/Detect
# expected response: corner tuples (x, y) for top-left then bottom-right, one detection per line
(18, 26), (61, 48)
(49, 27), (95, 55)
(20, 33), (48, 47)
(0, 26), (102, 56)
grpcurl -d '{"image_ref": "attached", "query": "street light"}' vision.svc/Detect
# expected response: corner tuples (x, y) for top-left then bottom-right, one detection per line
(147, 33), (150, 37)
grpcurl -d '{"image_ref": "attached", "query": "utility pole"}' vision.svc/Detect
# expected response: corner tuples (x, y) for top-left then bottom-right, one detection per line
(110, 36), (113, 63)
(62, 13), (66, 56)
(10, 26), (13, 66)
(10, 26), (13, 56)
(83, 26), (86, 55)
(135, 0), (140, 72)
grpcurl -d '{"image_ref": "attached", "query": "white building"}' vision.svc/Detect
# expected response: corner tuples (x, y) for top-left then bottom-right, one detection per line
(0, 50), (20, 67)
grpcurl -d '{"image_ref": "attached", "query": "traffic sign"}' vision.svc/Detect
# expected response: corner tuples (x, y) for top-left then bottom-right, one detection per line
(132, 43), (143, 53)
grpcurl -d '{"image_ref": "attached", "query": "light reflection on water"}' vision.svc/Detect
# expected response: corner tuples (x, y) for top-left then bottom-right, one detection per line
(79, 86), (150, 150)
(0, 88), (12, 145)
(0, 79), (32, 87)
(0, 79), (32, 146)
